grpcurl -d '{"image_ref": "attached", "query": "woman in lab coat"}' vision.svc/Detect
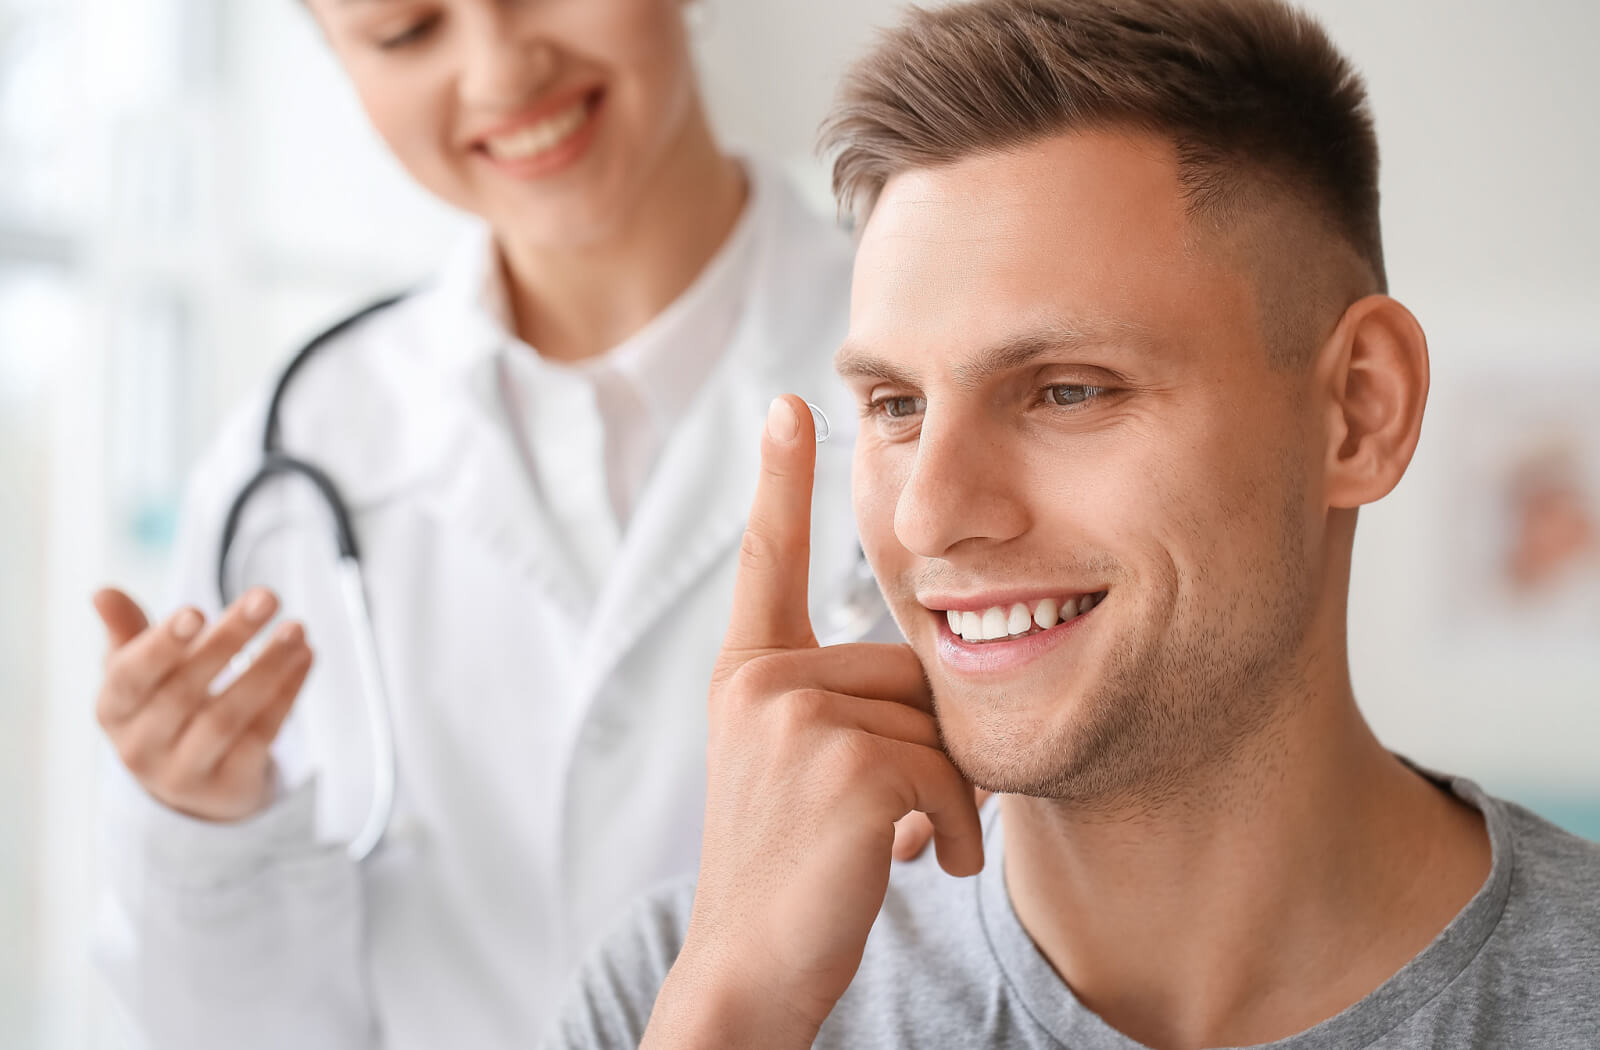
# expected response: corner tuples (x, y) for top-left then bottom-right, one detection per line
(88, 2), (879, 1047)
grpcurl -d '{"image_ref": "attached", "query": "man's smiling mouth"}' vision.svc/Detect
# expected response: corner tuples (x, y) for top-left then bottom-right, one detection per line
(934, 591), (1108, 644)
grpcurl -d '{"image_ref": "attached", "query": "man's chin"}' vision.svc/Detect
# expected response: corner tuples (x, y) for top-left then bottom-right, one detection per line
(929, 687), (1084, 796)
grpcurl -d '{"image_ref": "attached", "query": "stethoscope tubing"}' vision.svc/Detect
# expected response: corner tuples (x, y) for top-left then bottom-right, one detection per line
(216, 294), (408, 862)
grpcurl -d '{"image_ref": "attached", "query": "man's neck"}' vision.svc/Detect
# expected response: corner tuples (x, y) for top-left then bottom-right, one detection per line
(497, 105), (747, 364)
(1001, 683), (1490, 1050)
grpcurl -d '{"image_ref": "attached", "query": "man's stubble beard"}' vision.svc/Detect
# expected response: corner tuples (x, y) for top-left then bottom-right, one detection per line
(934, 480), (1317, 817)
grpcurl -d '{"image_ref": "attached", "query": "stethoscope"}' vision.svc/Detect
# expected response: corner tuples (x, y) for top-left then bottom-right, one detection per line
(217, 293), (406, 862)
(215, 295), (890, 862)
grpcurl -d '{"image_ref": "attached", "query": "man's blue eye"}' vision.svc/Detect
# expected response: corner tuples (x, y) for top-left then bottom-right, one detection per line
(1045, 385), (1104, 407)
(878, 397), (925, 419)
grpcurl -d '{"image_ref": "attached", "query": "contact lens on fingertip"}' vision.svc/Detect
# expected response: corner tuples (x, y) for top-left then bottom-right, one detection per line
(807, 402), (831, 443)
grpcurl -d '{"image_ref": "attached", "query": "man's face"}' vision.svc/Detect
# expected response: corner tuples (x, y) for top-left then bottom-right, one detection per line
(842, 131), (1330, 805)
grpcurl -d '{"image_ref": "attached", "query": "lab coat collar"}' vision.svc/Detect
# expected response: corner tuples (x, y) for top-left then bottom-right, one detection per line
(417, 155), (767, 403)
(343, 160), (853, 658)
(420, 227), (510, 381)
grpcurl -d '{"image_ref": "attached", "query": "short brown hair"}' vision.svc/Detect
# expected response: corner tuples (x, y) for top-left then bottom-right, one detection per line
(821, 0), (1386, 294)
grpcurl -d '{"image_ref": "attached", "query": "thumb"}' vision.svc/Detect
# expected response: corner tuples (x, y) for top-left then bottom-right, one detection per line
(93, 588), (150, 649)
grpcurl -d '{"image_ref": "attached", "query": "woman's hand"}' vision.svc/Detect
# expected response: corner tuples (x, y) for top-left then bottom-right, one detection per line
(93, 587), (312, 823)
(642, 397), (984, 1050)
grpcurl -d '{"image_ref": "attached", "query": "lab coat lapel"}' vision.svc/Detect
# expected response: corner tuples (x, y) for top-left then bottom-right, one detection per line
(580, 356), (762, 690)
(413, 354), (595, 618)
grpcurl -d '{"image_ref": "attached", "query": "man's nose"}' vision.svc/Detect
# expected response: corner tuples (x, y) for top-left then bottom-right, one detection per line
(893, 410), (1030, 559)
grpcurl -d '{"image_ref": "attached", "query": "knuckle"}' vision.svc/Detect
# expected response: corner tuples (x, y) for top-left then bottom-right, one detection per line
(737, 527), (779, 573)
(199, 701), (246, 741)
(738, 526), (802, 576)
(94, 689), (122, 731)
(781, 687), (831, 729)
(172, 656), (219, 694)
(160, 760), (203, 796)
(827, 730), (880, 781)
(101, 657), (135, 695)
(727, 652), (787, 701)
(117, 736), (158, 779)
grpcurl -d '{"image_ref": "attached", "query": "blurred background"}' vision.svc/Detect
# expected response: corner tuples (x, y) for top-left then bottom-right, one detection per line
(1, 0), (1595, 1045)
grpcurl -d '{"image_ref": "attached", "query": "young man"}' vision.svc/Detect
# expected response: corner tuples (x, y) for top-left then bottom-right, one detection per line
(545, 1), (1600, 1047)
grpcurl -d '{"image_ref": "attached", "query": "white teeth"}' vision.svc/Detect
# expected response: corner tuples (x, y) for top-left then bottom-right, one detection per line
(1006, 603), (1032, 636)
(943, 592), (1104, 643)
(484, 101), (590, 161)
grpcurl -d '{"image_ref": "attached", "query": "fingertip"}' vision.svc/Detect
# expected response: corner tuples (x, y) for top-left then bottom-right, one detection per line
(891, 821), (919, 862)
(170, 607), (204, 642)
(935, 834), (986, 879)
(94, 588), (150, 643)
(765, 396), (801, 444)
(242, 587), (278, 623)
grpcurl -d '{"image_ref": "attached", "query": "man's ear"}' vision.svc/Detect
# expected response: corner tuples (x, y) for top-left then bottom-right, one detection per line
(1319, 294), (1430, 510)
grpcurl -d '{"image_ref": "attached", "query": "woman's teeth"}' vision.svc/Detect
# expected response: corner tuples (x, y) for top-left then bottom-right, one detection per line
(483, 100), (590, 161)
(944, 592), (1106, 643)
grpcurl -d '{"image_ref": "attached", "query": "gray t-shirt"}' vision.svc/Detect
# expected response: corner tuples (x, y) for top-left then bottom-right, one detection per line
(545, 773), (1600, 1048)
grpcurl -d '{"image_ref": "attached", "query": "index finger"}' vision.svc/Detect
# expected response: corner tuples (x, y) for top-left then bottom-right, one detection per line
(723, 395), (819, 653)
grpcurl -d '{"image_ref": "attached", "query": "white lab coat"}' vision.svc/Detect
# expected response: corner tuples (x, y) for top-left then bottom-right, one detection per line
(94, 166), (876, 1049)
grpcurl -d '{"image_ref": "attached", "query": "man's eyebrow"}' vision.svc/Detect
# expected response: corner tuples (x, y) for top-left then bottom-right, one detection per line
(834, 320), (1152, 391)
(833, 345), (920, 388)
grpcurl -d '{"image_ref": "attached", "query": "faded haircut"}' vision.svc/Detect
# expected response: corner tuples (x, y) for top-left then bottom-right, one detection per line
(821, 0), (1387, 311)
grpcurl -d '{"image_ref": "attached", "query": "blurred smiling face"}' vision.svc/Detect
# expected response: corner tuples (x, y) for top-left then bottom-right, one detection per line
(842, 130), (1333, 806)
(306, 0), (698, 245)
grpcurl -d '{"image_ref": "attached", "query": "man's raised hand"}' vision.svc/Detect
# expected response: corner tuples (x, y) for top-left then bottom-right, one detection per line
(643, 396), (983, 1050)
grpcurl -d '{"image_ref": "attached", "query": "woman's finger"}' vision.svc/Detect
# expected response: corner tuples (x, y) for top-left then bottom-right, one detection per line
(93, 588), (150, 650)
(97, 605), (207, 727)
(161, 588), (281, 701)
(171, 622), (311, 776)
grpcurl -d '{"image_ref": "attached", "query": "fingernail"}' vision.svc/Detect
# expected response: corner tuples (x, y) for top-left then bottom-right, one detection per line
(244, 589), (275, 621)
(766, 397), (799, 443)
(172, 609), (203, 641)
(806, 402), (831, 444)
(275, 621), (303, 644)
